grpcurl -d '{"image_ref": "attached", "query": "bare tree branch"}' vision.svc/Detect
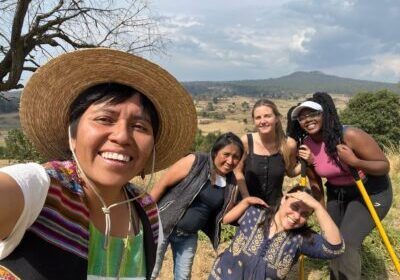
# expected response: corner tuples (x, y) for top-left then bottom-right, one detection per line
(22, 66), (37, 72)
(0, 0), (166, 93)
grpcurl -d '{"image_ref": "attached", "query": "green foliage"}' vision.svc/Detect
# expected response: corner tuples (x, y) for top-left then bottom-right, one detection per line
(206, 102), (215, 111)
(200, 111), (225, 119)
(198, 224), (237, 243)
(241, 101), (250, 111)
(219, 224), (237, 243)
(340, 90), (400, 146)
(191, 129), (221, 153)
(3, 129), (45, 162)
(0, 146), (7, 159)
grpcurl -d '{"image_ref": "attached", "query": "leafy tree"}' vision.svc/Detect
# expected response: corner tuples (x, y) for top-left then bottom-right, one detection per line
(241, 101), (249, 111)
(206, 102), (215, 111)
(340, 90), (400, 146)
(3, 128), (44, 162)
(191, 129), (221, 153)
(0, 0), (164, 93)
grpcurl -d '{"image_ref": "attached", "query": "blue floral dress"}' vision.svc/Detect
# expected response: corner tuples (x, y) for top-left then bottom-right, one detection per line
(209, 206), (345, 280)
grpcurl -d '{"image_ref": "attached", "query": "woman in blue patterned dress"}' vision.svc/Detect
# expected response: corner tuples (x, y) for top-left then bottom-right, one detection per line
(209, 186), (344, 280)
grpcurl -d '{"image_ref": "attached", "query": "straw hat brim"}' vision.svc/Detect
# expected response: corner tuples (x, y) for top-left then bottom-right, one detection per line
(20, 48), (197, 173)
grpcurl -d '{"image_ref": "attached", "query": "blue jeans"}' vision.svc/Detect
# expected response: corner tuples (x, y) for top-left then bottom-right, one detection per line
(151, 229), (198, 280)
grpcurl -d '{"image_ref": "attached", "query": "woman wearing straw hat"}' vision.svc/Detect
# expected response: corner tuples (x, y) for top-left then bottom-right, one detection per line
(150, 132), (244, 280)
(0, 48), (197, 280)
(288, 92), (392, 280)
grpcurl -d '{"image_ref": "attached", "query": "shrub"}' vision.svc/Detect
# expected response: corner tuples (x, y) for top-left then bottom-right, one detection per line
(191, 129), (221, 153)
(3, 129), (45, 162)
(340, 90), (400, 147)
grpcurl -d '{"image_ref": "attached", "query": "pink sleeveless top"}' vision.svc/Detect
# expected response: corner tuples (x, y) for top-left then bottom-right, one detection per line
(304, 137), (365, 186)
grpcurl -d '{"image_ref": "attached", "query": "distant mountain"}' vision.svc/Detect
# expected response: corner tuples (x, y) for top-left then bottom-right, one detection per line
(1, 73), (399, 114)
(0, 90), (21, 113)
(182, 71), (400, 98)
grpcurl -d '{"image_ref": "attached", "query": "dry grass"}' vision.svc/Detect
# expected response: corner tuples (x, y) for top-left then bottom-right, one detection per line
(196, 95), (349, 136)
(153, 151), (400, 280)
(1, 95), (397, 279)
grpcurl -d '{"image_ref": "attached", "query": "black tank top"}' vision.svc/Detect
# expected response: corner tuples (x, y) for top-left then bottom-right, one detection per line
(244, 134), (285, 206)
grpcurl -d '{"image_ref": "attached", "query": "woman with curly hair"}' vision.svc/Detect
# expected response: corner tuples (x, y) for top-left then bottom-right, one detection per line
(288, 92), (393, 280)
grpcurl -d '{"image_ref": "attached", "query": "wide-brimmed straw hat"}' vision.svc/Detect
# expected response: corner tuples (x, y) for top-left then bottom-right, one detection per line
(20, 48), (197, 173)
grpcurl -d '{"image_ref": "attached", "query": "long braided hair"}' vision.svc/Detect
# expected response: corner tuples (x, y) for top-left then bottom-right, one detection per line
(312, 92), (343, 168)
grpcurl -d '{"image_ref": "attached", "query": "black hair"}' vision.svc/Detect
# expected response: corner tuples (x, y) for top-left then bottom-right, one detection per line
(286, 103), (307, 145)
(68, 82), (159, 139)
(210, 132), (244, 161)
(287, 92), (343, 168)
(311, 92), (343, 168)
(259, 185), (316, 239)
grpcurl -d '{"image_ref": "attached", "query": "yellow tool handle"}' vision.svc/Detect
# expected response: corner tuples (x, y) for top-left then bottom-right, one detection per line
(299, 254), (305, 280)
(298, 158), (307, 280)
(354, 178), (400, 274)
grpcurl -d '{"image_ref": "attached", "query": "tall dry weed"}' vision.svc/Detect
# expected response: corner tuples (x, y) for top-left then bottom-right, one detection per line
(384, 143), (400, 179)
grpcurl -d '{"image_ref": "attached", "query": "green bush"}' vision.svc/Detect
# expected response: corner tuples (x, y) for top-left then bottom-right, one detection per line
(199, 224), (237, 243)
(191, 129), (221, 153)
(340, 90), (400, 147)
(3, 129), (45, 162)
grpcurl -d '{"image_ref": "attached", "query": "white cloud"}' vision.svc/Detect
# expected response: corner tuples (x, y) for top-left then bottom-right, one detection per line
(290, 28), (316, 53)
(365, 54), (400, 81)
(147, 0), (400, 82)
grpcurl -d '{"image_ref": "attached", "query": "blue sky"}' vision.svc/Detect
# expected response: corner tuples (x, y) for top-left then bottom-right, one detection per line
(144, 0), (400, 83)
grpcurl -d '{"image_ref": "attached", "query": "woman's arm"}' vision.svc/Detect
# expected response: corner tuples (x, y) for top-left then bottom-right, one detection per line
(285, 137), (301, 177)
(288, 191), (341, 245)
(149, 154), (195, 202)
(338, 127), (389, 176)
(0, 173), (24, 240)
(222, 196), (267, 224)
(306, 167), (325, 206)
(233, 135), (250, 198)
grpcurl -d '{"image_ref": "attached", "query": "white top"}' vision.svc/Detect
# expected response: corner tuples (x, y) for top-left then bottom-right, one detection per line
(215, 174), (227, 188)
(0, 163), (50, 259)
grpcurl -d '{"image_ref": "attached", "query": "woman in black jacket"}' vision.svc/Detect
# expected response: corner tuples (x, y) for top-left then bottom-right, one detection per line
(150, 132), (259, 280)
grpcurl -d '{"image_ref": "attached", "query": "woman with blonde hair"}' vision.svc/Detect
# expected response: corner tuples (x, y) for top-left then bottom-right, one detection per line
(234, 99), (295, 206)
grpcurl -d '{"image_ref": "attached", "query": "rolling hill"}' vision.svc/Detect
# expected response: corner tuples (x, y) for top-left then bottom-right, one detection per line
(182, 71), (400, 98)
(1, 72), (400, 114)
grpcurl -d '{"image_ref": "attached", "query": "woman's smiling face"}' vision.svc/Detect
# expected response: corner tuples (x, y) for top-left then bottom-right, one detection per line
(278, 196), (313, 230)
(297, 108), (323, 135)
(213, 143), (242, 176)
(71, 94), (154, 189)
(252, 105), (279, 135)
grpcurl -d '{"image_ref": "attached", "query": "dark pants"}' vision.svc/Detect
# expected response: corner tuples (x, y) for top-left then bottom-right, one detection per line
(326, 175), (393, 280)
